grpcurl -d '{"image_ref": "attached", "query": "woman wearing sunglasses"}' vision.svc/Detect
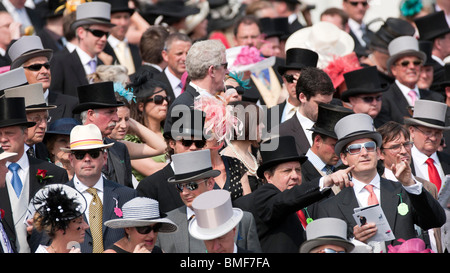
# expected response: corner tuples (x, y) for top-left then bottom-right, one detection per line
(104, 197), (178, 253)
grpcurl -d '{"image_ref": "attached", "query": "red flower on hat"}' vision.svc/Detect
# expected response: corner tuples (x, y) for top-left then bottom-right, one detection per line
(36, 169), (54, 184)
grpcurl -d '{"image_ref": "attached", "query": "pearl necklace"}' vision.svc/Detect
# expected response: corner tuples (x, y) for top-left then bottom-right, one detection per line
(228, 142), (258, 175)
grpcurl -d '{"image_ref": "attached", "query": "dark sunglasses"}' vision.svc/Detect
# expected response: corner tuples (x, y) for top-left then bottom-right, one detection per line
(135, 223), (162, 234)
(175, 179), (208, 193)
(360, 95), (382, 103)
(180, 139), (206, 148)
(283, 74), (295, 84)
(347, 1), (368, 7)
(72, 149), (103, 160)
(23, 62), (50, 71)
(85, 28), (109, 38)
(397, 60), (422, 67)
(146, 95), (171, 105)
(346, 141), (377, 155)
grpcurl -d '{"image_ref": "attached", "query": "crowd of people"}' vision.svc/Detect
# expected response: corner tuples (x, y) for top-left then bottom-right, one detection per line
(0, 0), (449, 256)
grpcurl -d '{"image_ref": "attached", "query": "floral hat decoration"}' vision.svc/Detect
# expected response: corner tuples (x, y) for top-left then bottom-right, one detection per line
(226, 46), (276, 74)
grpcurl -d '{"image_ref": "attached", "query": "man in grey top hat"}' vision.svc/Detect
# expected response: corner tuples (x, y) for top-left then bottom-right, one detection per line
(50, 1), (115, 97)
(316, 113), (445, 251)
(375, 36), (444, 128)
(7, 35), (79, 125)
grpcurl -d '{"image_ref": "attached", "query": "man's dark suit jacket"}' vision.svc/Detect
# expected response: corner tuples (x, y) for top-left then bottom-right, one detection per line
(37, 27), (64, 52)
(0, 3), (44, 31)
(103, 41), (142, 73)
(163, 84), (199, 134)
(66, 178), (137, 253)
(104, 138), (133, 188)
(0, 155), (69, 252)
(50, 50), (104, 97)
(48, 90), (79, 122)
(316, 177), (446, 247)
(153, 70), (176, 103)
(233, 181), (331, 253)
(136, 163), (184, 214)
(129, 64), (162, 82)
(374, 83), (445, 128)
(276, 114), (310, 156)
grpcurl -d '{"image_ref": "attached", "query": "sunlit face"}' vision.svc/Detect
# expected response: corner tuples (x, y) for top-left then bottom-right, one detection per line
(109, 11), (131, 41)
(264, 161), (302, 192)
(61, 216), (89, 245)
(0, 126), (27, 161)
(177, 177), (214, 209)
(26, 110), (49, 145)
(409, 125), (443, 157)
(390, 56), (422, 89)
(298, 93), (333, 122)
(417, 65), (434, 90)
(162, 40), (192, 78)
(77, 24), (111, 57)
(314, 135), (339, 166)
(49, 135), (71, 163)
(69, 149), (107, 182)
(109, 106), (130, 140)
(340, 138), (380, 176)
(380, 133), (411, 170)
(348, 93), (382, 119)
(125, 223), (161, 252)
(234, 23), (261, 48)
(86, 107), (119, 137)
(342, 0), (369, 23)
(23, 56), (52, 90)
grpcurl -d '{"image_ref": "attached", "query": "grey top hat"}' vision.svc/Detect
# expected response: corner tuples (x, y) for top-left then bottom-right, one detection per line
(334, 113), (382, 154)
(8, 36), (53, 69)
(104, 197), (178, 233)
(0, 68), (28, 93)
(4, 83), (57, 111)
(167, 149), (220, 184)
(299, 217), (355, 253)
(71, 2), (115, 30)
(404, 100), (450, 130)
(386, 36), (426, 73)
(189, 189), (243, 241)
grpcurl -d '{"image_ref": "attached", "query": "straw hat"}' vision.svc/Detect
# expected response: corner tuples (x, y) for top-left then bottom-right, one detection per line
(60, 124), (114, 152)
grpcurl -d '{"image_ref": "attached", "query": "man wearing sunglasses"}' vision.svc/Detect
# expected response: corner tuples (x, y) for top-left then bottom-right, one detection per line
(65, 124), (136, 253)
(342, 0), (372, 57)
(50, 2), (115, 97)
(157, 149), (261, 253)
(317, 113), (445, 252)
(375, 36), (444, 128)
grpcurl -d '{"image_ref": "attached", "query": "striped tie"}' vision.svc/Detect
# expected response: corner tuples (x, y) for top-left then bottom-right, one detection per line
(86, 188), (103, 253)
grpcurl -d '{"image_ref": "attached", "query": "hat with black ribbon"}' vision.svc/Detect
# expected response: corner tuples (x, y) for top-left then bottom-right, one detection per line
(4, 83), (57, 111)
(168, 149), (220, 184)
(404, 99), (450, 130)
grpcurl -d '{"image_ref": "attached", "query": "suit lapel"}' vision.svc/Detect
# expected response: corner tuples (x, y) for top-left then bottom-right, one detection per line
(391, 84), (411, 118)
(337, 187), (360, 226)
(70, 51), (90, 86)
(379, 179), (399, 233)
(288, 116), (309, 155)
(102, 179), (119, 235)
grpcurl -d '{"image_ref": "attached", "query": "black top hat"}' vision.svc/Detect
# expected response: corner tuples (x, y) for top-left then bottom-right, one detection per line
(415, 11), (450, 41)
(277, 48), (318, 75)
(45, 0), (66, 18)
(163, 109), (207, 140)
(341, 66), (389, 102)
(143, 0), (200, 19)
(369, 17), (415, 54)
(419, 40), (438, 67)
(259, 17), (284, 39)
(308, 103), (354, 139)
(72, 81), (125, 114)
(0, 97), (36, 129)
(434, 63), (450, 91)
(109, 0), (135, 15)
(256, 135), (307, 179)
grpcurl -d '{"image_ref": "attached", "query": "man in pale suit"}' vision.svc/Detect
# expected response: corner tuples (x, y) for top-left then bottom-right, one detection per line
(156, 150), (261, 253)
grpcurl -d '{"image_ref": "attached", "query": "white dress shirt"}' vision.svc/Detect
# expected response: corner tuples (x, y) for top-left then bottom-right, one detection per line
(75, 46), (98, 75)
(395, 80), (420, 106)
(164, 68), (183, 98)
(73, 175), (104, 225)
(295, 111), (314, 146)
(411, 145), (445, 187)
(280, 100), (299, 123)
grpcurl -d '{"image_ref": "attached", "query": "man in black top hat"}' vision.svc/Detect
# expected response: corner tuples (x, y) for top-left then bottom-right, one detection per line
(74, 81), (133, 188)
(103, 0), (141, 75)
(141, 0), (199, 32)
(0, 97), (68, 253)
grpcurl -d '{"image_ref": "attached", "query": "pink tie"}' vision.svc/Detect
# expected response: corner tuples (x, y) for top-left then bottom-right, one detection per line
(365, 184), (379, 206)
(408, 90), (417, 106)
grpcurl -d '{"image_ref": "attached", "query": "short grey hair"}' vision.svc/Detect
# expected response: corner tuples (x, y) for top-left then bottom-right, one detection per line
(186, 39), (226, 80)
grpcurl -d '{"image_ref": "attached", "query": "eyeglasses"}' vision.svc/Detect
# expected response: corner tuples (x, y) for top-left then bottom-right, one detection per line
(215, 62), (228, 69)
(23, 62), (50, 71)
(413, 126), (443, 139)
(146, 95), (171, 105)
(71, 149), (104, 160)
(359, 95), (382, 103)
(29, 115), (51, 125)
(85, 28), (109, 38)
(319, 248), (346, 253)
(396, 60), (423, 67)
(180, 139), (206, 148)
(175, 179), (208, 192)
(283, 74), (296, 84)
(345, 141), (377, 155)
(382, 141), (413, 152)
(135, 223), (162, 234)
(346, 1), (368, 7)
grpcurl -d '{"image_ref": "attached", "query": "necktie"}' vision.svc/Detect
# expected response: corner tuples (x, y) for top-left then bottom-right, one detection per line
(8, 163), (22, 198)
(408, 90), (417, 106)
(0, 220), (13, 253)
(26, 146), (35, 158)
(86, 188), (103, 253)
(323, 165), (334, 175)
(88, 59), (97, 74)
(115, 41), (135, 74)
(425, 158), (441, 192)
(296, 210), (307, 229)
(365, 184), (379, 206)
(361, 26), (371, 47)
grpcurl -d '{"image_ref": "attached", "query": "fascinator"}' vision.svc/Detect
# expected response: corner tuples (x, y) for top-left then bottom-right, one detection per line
(388, 238), (433, 253)
(323, 52), (362, 89)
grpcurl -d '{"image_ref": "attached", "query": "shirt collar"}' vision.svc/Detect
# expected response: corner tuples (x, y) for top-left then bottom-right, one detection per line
(73, 174), (104, 193)
(75, 46), (97, 65)
(305, 149), (326, 171)
(352, 173), (381, 194)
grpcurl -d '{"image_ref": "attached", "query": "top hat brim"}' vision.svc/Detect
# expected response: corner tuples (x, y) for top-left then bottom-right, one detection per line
(104, 218), (178, 233)
(308, 127), (338, 139)
(0, 119), (36, 129)
(71, 19), (116, 30)
(334, 131), (382, 155)
(257, 154), (307, 179)
(386, 50), (427, 72)
(299, 237), (355, 253)
(10, 49), (53, 70)
(340, 84), (389, 102)
(111, 7), (135, 15)
(144, 5), (200, 19)
(277, 64), (308, 75)
(72, 101), (125, 114)
(167, 169), (220, 184)
(404, 117), (450, 130)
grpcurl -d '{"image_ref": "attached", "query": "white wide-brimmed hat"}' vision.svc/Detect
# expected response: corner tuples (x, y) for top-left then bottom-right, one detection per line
(404, 100), (450, 130)
(285, 21), (355, 68)
(334, 113), (382, 154)
(4, 83), (57, 111)
(0, 146), (17, 161)
(8, 36), (53, 69)
(189, 189), (243, 240)
(104, 197), (178, 233)
(386, 36), (426, 72)
(299, 217), (355, 253)
(168, 149), (220, 184)
(60, 124), (114, 152)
